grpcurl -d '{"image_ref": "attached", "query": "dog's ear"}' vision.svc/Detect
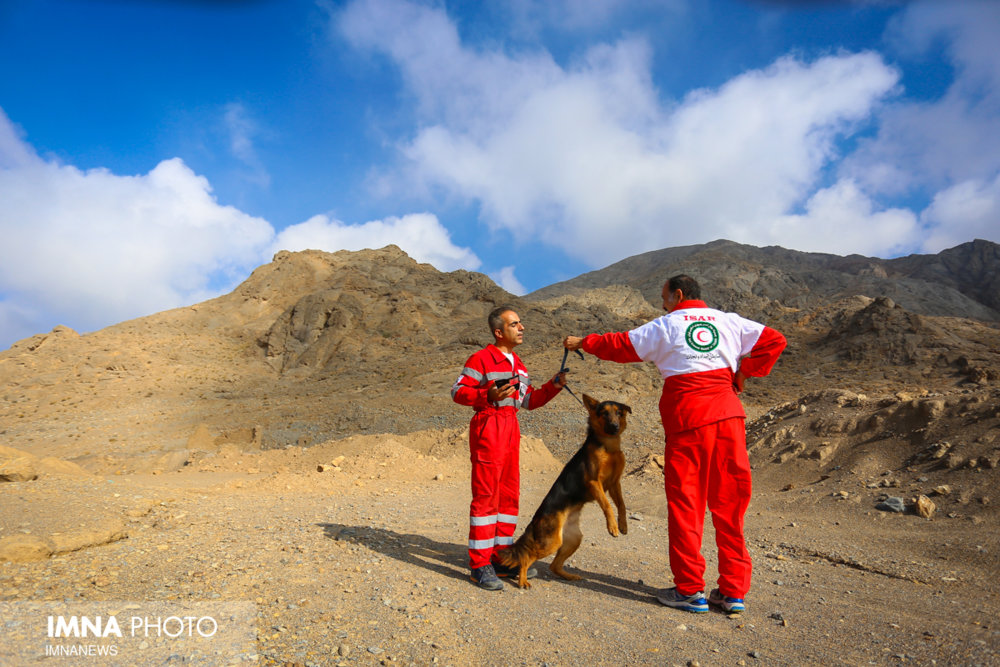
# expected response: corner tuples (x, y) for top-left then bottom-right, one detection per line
(618, 403), (632, 415)
(582, 394), (598, 411)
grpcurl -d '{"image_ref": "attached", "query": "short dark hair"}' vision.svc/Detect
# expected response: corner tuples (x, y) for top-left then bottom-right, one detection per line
(667, 274), (701, 300)
(488, 305), (515, 336)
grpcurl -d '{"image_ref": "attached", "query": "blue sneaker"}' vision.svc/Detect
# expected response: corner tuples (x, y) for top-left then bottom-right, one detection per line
(470, 565), (504, 591)
(708, 588), (745, 613)
(656, 587), (708, 613)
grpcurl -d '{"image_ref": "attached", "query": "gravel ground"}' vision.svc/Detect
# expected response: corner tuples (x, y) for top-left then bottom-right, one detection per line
(2, 446), (999, 666)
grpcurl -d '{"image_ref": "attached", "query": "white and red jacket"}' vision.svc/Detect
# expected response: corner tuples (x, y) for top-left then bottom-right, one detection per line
(581, 300), (786, 434)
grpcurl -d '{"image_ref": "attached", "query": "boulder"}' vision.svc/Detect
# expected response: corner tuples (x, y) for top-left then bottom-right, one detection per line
(915, 495), (936, 519)
(0, 456), (38, 482)
(876, 496), (906, 513)
(0, 534), (54, 562)
(49, 519), (128, 554)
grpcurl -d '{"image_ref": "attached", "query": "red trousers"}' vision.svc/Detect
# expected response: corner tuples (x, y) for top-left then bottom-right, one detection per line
(663, 417), (752, 598)
(467, 408), (520, 569)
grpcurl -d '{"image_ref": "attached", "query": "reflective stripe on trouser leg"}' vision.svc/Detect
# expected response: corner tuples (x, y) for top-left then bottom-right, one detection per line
(468, 410), (520, 569)
(707, 417), (752, 598)
(468, 514), (498, 558)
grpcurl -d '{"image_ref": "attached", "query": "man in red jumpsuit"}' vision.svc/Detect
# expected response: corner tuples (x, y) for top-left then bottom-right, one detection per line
(452, 305), (567, 590)
(563, 275), (785, 613)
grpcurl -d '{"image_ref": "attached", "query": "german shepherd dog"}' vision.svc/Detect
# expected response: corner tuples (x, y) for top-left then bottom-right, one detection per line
(498, 394), (631, 588)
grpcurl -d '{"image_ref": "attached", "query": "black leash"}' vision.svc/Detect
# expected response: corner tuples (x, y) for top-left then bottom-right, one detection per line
(558, 347), (586, 407)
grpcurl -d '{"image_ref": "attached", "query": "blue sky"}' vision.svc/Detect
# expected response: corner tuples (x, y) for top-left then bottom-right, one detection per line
(1, 0), (999, 348)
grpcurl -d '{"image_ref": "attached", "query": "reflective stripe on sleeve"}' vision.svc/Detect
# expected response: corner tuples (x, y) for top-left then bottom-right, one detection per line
(451, 367), (486, 399)
(463, 367), (484, 382)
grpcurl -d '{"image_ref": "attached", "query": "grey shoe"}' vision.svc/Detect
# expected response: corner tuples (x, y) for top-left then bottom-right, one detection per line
(492, 562), (537, 580)
(470, 565), (504, 591)
(655, 587), (708, 613)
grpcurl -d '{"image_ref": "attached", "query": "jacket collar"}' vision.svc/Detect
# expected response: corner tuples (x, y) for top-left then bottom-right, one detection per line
(672, 299), (707, 311)
(487, 343), (519, 361)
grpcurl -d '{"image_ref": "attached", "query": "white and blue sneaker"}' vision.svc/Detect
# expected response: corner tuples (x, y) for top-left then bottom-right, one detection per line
(708, 588), (745, 613)
(656, 587), (708, 613)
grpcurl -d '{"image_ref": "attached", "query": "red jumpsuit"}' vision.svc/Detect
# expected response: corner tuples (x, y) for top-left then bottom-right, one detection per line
(452, 344), (561, 569)
(581, 300), (786, 598)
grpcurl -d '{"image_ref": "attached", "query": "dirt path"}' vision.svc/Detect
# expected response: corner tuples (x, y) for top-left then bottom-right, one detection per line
(2, 446), (999, 666)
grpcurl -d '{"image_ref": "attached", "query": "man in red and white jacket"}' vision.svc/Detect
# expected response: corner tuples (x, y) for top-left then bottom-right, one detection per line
(452, 305), (567, 590)
(564, 274), (785, 613)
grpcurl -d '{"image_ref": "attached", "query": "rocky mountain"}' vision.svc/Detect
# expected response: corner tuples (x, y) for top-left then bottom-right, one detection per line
(1, 240), (998, 467)
(527, 238), (1000, 323)
(3, 240), (1000, 666)
(0, 246), (664, 465)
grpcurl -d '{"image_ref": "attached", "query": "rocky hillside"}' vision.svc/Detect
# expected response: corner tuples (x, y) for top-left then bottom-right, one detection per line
(1, 241), (998, 468)
(527, 238), (1000, 323)
(0, 247), (665, 465)
(2, 241), (1000, 666)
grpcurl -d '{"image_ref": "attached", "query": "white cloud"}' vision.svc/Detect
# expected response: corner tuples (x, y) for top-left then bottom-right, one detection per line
(765, 179), (919, 256)
(503, 0), (682, 35)
(0, 107), (481, 348)
(0, 110), (34, 169)
(338, 0), (909, 266)
(489, 266), (526, 295)
(0, 130), (274, 342)
(839, 0), (1000, 251)
(845, 1), (1000, 194)
(919, 174), (1000, 253)
(338, 0), (565, 135)
(271, 212), (481, 272)
(224, 102), (271, 188)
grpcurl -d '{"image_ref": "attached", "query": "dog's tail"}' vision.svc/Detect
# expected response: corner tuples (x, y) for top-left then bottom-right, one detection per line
(496, 532), (533, 570)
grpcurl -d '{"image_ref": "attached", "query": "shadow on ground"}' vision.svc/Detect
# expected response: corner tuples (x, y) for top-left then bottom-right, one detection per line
(318, 522), (660, 604)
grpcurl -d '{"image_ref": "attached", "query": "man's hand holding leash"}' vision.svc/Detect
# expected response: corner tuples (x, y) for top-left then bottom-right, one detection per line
(552, 341), (586, 406)
(552, 370), (569, 389)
